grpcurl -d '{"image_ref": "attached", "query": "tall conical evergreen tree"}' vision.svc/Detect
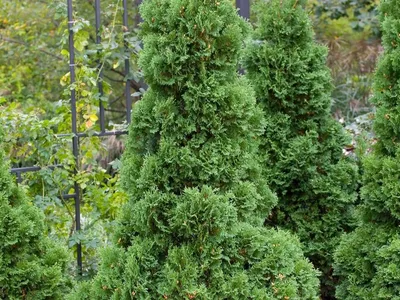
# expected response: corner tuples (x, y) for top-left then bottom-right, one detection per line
(244, 0), (358, 298)
(69, 0), (320, 298)
(334, 1), (400, 298)
(0, 129), (69, 299)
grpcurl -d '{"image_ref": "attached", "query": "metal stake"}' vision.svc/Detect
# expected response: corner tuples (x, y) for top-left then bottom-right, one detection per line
(236, 0), (250, 20)
(95, 0), (106, 133)
(67, 0), (82, 274)
(123, 0), (132, 124)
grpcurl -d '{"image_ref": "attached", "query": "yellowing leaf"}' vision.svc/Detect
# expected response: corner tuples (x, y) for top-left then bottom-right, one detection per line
(60, 72), (70, 86)
(113, 61), (120, 69)
(89, 114), (98, 122)
(60, 49), (69, 58)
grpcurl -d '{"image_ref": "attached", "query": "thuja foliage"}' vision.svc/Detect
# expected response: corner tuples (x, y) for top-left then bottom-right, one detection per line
(244, 0), (358, 298)
(69, 0), (320, 298)
(334, 1), (400, 298)
(0, 129), (69, 299)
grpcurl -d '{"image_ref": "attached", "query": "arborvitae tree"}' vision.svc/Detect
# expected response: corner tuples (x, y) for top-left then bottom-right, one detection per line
(334, 1), (400, 298)
(69, 0), (320, 298)
(244, 0), (358, 298)
(0, 130), (69, 299)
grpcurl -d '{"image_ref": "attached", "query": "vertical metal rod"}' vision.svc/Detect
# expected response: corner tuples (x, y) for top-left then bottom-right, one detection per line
(17, 172), (22, 184)
(134, 0), (143, 27)
(123, 0), (132, 124)
(236, 0), (250, 20)
(236, 0), (249, 75)
(135, 0), (148, 92)
(67, 0), (82, 274)
(95, 0), (105, 133)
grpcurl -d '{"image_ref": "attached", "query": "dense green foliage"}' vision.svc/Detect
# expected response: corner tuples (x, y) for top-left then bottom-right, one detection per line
(0, 0), (387, 298)
(68, 0), (321, 298)
(0, 129), (70, 299)
(334, 0), (400, 298)
(312, 0), (379, 34)
(0, 0), (142, 121)
(0, 1), (64, 111)
(244, 1), (358, 298)
(250, 0), (381, 123)
(0, 0), (135, 275)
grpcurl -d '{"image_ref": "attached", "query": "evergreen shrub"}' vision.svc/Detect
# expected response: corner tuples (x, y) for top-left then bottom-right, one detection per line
(69, 0), (320, 298)
(0, 129), (69, 299)
(334, 0), (400, 298)
(244, 0), (358, 298)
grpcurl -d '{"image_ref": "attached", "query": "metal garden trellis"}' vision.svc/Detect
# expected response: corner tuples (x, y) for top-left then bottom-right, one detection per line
(10, 0), (250, 274)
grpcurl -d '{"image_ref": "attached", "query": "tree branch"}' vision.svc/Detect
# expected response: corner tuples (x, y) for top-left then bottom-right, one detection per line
(0, 35), (63, 60)
(109, 68), (142, 91)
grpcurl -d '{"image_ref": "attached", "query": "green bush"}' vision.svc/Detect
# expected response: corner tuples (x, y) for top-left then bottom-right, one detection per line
(0, 128), (69, 299)
(333, 0), (400, 298)
(68, 0), (320, 298)
(244, 0), (358, 298)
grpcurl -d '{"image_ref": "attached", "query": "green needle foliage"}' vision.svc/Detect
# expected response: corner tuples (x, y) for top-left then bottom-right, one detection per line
(69, 0), (320, 298)
(334, 0), (400, 298)
(244, 0), (358, 298)
(0, 129), (69, 299)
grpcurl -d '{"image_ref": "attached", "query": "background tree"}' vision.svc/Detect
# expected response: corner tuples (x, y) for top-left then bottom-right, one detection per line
(0, 128), (70, 299)
(334, 0), (400, 298)
(244, 0), (358, 298)
(69, 0), (320, 298)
